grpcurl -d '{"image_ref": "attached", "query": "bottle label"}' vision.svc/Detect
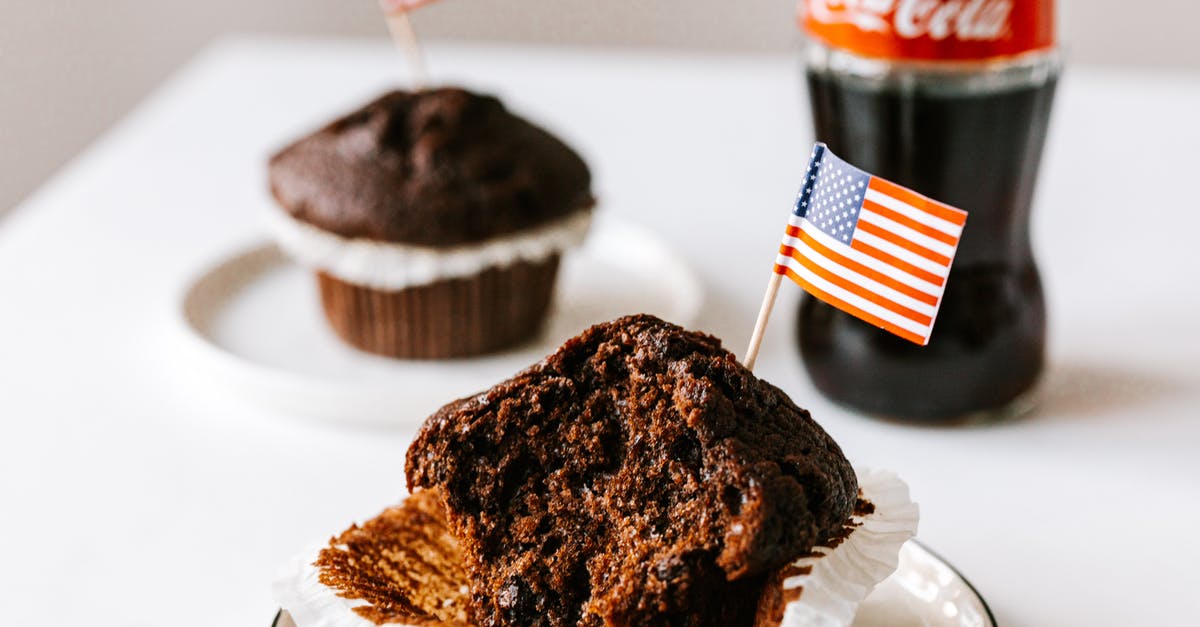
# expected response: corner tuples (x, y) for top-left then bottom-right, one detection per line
(801, 0), (1055, 61)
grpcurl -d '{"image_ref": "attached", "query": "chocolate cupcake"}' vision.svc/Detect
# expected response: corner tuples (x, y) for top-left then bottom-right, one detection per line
(273, 316), (918, 627)
(406, 314), (859, 626)
(267, 88), (594, 359)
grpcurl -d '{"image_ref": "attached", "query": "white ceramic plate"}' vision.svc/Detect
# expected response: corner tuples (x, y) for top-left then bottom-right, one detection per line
(271, 541), (995, 627)
(176, 216), (703, 426)
(852, 541), (996, 627)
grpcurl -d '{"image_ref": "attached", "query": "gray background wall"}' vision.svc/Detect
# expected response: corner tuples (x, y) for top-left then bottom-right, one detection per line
(1, 0), (1194, 214)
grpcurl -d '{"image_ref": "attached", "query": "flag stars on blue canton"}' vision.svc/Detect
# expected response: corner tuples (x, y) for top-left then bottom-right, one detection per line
(793, 150), (871, 241)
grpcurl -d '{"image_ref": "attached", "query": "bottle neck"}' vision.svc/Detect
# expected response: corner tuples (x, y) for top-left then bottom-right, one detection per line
(806, 43), (1062, 94)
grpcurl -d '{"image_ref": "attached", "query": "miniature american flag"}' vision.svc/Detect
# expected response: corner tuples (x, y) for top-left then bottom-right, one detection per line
(776, 143), (968, 345)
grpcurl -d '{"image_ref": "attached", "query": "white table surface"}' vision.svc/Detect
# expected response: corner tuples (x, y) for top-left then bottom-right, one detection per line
(2, 36), (1198, 626)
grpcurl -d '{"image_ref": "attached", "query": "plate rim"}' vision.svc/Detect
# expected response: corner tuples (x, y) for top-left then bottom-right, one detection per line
(910, 540), (998, 627)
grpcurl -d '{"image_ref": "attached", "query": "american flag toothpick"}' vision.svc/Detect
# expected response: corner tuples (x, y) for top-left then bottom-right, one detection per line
(743, 143), (968, 370)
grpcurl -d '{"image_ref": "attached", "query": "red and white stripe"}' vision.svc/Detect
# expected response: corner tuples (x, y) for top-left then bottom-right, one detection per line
(774, 176), (967, 345)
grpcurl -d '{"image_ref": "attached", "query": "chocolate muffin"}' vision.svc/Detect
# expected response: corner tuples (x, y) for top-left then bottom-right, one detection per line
(267, 88), (595, 359)
(405, 314), (858, 626)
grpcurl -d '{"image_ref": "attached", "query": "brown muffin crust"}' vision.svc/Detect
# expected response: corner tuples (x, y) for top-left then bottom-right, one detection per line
(405, 314), (858, 627)
(315, 489), (469, 626)
(268, 88), (594, 246)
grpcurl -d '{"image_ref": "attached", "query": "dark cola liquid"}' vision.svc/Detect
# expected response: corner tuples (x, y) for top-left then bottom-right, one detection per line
(799, 65), (1058, 421)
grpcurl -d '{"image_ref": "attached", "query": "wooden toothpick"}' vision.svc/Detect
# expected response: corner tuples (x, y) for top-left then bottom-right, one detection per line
(385, 10), (429, 89)
(742, 272), (783, 371)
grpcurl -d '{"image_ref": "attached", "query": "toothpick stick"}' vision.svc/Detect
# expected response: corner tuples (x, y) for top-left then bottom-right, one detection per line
(743, 272), (783, 371)
(385, 10), (429, 89)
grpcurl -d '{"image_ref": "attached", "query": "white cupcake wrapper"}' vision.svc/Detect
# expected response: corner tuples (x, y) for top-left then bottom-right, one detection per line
(264, 205), (592, 290)
(777, 467), (920, 627)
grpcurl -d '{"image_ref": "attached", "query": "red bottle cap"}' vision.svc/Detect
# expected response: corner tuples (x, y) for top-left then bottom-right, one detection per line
(800, 0), (1055, 62)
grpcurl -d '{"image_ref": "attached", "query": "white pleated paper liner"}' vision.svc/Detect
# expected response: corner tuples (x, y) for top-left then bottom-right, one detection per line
(775, 468), (921, 627)
(264, 204), (593, 290)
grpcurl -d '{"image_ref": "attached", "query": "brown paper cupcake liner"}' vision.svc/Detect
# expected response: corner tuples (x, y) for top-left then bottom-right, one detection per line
(316, 255), (561, 359)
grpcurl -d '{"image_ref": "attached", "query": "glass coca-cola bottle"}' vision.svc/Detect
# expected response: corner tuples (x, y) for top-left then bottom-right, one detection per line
(796, 0), (1061, 422)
